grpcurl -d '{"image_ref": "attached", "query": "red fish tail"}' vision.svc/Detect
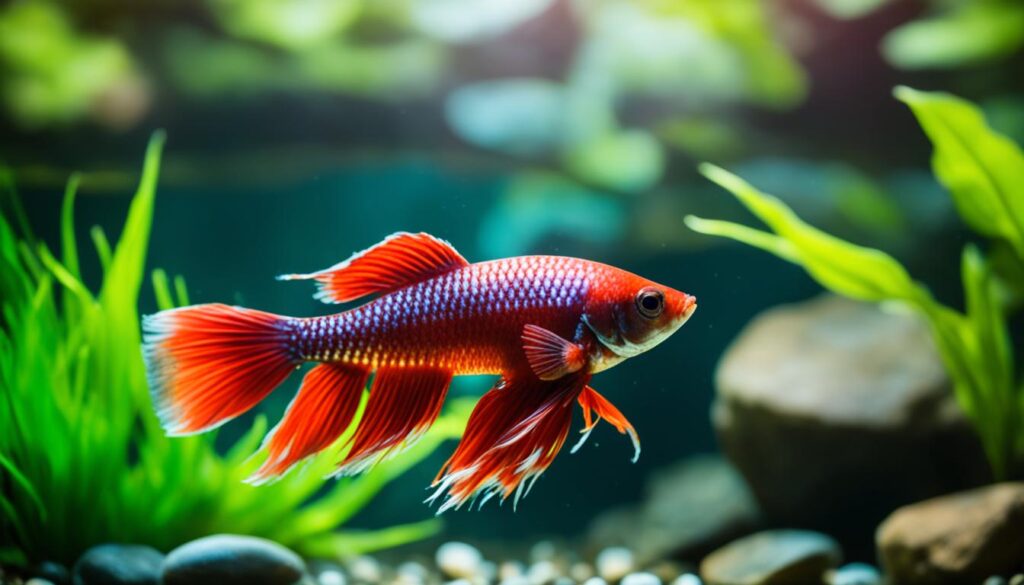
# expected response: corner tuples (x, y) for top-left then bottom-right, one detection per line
(428, 374), (588, 513)
(142, 303), (299, 436)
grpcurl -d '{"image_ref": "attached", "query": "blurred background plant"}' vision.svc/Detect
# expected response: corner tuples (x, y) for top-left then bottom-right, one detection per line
(0, 133), (473, 566)
(686, 87), (1024, 480)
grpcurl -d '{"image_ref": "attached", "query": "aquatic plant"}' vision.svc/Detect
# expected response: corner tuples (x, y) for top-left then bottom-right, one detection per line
(686, 87), (1024, 480)
(0, 133), (472, 566)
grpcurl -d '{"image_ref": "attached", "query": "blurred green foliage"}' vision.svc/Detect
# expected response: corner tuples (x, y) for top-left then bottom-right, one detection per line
(0, 1), (142, 128)
(687, 87), (1024, 480)
(0, 133), (472, 566)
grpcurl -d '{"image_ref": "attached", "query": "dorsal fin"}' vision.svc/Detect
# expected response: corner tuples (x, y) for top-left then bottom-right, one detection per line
(279, 232), (469, 304)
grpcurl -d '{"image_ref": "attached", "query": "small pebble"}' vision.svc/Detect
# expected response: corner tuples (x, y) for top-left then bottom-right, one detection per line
(595, 548), (635, 583)
(829, 563), (881, 585)
(349, 557), (383, 584)
(670, 575), (701, 585)
(1010, 575), (1024, 585)
(528, 561), (560, 585)
(35, 562), (70, 585)
(621, 573), (660, 585)
(570, 563), (594, 583)
(583, 578), (608, 585)
(499, 577), (530, 585)
(27, 579), (56, 585)
(529, 542), (557, 564)
(984, 578), (1007, 585)
(320, 571), (346, 585)
(553, 578), (574, 585)
(436, 543), (483, 580)
(499, 562), (525, 581)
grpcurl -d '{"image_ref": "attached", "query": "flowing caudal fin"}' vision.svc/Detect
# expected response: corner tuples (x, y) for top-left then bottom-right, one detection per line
(278, 232), (468, 304)
(142, 304), (298, 436)
(247, 362), (370, 484)
(571, 385), (640, 462)
(428, 373), (590, 514)
(334, 366), (453, 476)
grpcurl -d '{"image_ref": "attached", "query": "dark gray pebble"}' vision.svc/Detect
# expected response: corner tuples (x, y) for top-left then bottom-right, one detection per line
(161, 534), (307, 585)
(73, 544), (163, 585)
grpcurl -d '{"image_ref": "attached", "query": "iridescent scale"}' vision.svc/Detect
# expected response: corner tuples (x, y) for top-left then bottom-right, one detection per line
(287, 256), (602, 373)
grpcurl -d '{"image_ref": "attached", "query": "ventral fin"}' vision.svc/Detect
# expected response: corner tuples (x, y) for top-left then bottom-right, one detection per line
(522, 324), (586, 381)
(279, 232), (468, 304)
(572, 385), (640, 463)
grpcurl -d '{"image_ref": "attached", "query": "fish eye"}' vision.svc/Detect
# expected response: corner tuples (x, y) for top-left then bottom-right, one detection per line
(635, 288), (664, 319)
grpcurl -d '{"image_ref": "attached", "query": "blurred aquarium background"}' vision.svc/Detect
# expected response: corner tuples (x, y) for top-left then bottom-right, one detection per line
(2, 0), (1024, 584)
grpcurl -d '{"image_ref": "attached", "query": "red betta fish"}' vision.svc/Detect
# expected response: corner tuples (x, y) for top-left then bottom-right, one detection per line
(143, 232), (696, 512)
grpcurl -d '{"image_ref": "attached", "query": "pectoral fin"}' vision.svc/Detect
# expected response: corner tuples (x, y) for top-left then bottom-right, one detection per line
(521, 324), (586, 381)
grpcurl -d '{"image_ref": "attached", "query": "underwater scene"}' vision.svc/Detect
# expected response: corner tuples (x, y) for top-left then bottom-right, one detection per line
(2, 0), (1024, 584)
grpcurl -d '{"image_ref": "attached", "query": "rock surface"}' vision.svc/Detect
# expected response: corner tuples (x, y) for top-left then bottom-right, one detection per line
(700, 530), (841, 585)
(161, 534), (307, 585)
(713, 295), (989, 552)
(588, 455), (759, 563)
(877, 482), (1024, 584)
(72, 544), (163, 585)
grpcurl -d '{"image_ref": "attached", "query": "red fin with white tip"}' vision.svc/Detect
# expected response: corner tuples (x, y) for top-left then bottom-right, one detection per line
(247, 363), (370, 484)
(572, 385), (640, 462)
(142, 304), (298, 436)
(334, 367), (453, 476)
(428, 372), (589, 513)
(522, 324), (585, 381)
(279, 232), (468, 304)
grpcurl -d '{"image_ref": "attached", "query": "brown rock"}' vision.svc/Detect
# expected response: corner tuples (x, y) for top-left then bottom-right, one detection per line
(587, 454), (759, 563)
(700, 530), (841, 585)
(713, 295), (990, 554)
(877, 482), (1024, 584)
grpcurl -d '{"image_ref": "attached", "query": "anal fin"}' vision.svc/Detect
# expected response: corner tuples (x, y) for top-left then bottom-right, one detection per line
(247, 362), (369, 484)
(334, 366), (453, 475)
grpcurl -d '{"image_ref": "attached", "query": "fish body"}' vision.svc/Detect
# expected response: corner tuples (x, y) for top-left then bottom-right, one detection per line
(143, 233), (696, 511)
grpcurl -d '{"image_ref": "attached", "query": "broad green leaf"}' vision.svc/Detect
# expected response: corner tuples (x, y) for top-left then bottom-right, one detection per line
(896, 86), (1024, 259)
(883, 3), (1024, 70)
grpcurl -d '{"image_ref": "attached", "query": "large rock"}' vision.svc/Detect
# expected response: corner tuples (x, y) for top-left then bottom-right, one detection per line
(161, 534), (307, 585)
(72, 544), (162, 585)
(588, 454), (760, 563)
(877, 482), (1024, 584)
(713, 295), (989, 553)
(700, 530), (841, 585)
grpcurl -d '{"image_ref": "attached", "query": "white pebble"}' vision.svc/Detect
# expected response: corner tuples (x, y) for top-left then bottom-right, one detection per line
(320, 570), (348, 585)
(528, 560), (561, 585)
(437, 542), (484, 580)
(530, 541), (557, 563)
(595, 548), (635, 582)
(571, 563), (595, 582)
(349, 556), (383, 583)
(500, 561), (526, 580)
(26, 580), (56, 585)
(500, 577), (530, 585)
(621, 573), (661, 585)
(671, 575), (702, 585)
(583, 578), (608, 585)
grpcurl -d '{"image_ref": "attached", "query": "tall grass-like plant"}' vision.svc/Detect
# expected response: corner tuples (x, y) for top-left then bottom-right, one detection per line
(686, 87), (1024, 481)
(0, 133), (472, 566)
